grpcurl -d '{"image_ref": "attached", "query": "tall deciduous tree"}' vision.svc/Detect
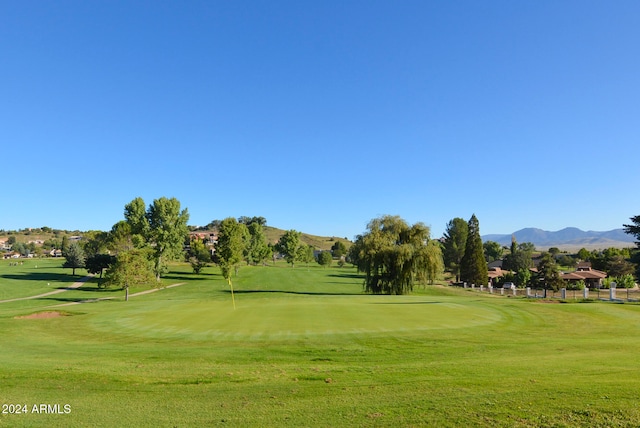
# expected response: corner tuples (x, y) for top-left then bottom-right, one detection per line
(104, 248), (154, 301)
(442, 218), (468, 282)
(146, 197), (190, 281)
(276, 230), (301, 267)
(188, 239), (211, 274)
(460, 214), (487, 287)
(245, 222), (270, 265)
(483, 240), (503, 263)
(351, 215), (443, 295)
(215, 218), (248, 279)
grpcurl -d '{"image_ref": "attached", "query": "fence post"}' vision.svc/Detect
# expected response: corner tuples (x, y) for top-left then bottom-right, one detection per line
(583, 288), (589, 299)
(526, 287), (531, 298)
(561, 288), (566, 299)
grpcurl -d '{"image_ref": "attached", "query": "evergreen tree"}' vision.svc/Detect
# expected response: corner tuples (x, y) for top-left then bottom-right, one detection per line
(442, 218), (468, 282)
(460, 214), (488, 286)
(536, 252), (565, 295)
(62, 241), (86, 276)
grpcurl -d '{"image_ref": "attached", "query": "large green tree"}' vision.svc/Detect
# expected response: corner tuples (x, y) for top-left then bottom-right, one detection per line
(276, 230), (302, 267)
(215, 218), (249, 279)
(351, 215), (443, 295)
(119, 197), (189, 281)
(104, 248), (154, 301)
(145, 197), (190, 281)
(188, 238), (211, 274)
(442, 218), (468, 282)
(460, 214), (488, 287)
(245, 222), (270, 266)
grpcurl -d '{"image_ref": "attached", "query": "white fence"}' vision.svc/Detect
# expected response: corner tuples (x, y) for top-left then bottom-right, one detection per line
(457, 283), (640, 302)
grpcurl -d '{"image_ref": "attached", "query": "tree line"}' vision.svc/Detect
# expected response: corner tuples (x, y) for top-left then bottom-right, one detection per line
(44, 198), (640, 297)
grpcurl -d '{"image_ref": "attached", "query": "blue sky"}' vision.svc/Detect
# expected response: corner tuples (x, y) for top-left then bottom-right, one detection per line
(2, 1), (639, 240)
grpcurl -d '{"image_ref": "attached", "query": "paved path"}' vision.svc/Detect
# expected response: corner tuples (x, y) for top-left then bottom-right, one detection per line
(49, 282), (186, 307)
(0, 274), (94, 304)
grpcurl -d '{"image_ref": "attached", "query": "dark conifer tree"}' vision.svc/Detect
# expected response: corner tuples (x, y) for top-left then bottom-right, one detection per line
(460, 214), (488, 286)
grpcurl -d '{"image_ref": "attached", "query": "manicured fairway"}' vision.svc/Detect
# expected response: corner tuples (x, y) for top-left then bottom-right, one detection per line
(1, 261), (640, 427)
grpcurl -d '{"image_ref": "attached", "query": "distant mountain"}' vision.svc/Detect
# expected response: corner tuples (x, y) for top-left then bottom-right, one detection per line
(482, 227), (635, 250)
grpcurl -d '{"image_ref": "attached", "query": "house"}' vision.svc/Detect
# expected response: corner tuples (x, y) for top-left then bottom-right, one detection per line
(561, 262), (607, 288)
(487, 267), (507, 285)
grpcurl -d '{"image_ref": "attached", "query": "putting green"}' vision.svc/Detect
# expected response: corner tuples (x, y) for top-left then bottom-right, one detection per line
(89, 294), (502, 341)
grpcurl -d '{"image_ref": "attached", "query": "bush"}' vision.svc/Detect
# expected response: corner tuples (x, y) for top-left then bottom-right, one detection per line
(566, 279), (585, 291)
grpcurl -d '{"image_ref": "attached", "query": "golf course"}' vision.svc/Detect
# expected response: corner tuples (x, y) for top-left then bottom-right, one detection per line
(2, 259), (640, 427)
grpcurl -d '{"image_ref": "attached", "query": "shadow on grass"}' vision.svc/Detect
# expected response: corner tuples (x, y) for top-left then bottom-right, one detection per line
(221, 289), (366, 296)
(369, 301), (442, 305)
(0, 273), (80, 283)
(327, 273), (364, 280)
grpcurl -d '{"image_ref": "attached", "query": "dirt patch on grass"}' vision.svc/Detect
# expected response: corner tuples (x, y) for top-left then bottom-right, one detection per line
(15, 311), (70, 319)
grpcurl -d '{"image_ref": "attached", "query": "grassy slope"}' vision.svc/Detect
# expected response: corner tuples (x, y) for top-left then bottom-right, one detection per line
(263, 226), (352, 250)
(1, 262), (640, 427)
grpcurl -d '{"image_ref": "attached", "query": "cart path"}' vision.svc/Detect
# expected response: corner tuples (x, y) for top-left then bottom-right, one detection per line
(48, 282), (186, 307)
(0, 274), (95, 304)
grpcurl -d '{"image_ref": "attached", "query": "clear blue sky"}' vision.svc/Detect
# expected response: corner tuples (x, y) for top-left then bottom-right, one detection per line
(2, 1), (639, 240)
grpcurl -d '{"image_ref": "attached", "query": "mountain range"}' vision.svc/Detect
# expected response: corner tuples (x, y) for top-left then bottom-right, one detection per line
(482, 227), (636, 251)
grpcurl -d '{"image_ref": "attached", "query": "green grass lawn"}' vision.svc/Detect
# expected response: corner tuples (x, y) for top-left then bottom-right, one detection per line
(1, 260), (640, 427)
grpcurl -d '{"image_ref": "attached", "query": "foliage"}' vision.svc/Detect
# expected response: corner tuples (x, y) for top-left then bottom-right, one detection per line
(351, 215), (443, 295)
(515, 268), (531, 288)
(62, 242), (86, 275)
(188, 239), (211, 274)
(85, 253), (117, 287)
(297, 244), (315, 267)
(215, 218), (249, 279)
(503, 236), (533, 273)
(483, 240), (503, 262)
(606, 274), (636, 289)
(536, 252), (565, 291)
(145, 197), (190, 281)
(331, 241), (347, 258)
(276, 230), (301, 267)
(460, 214), (487, 287)
(442, 218), (468, 282)
(82, 231), (110, 258)
(577, 248), (590, 260)
(556, 254), (576, 269)
(104, 248), (154, 292)
(566, 279), (586, 291)
(244, 222), (270, 265)
(623, 215), (640, 245)
(238, 216), (267, 226)
(316, 250), (332, 267)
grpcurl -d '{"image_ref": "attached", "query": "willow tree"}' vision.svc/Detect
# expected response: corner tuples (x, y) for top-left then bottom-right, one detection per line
(351, 215), (444, 295)
(460, 214), (488, 287)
